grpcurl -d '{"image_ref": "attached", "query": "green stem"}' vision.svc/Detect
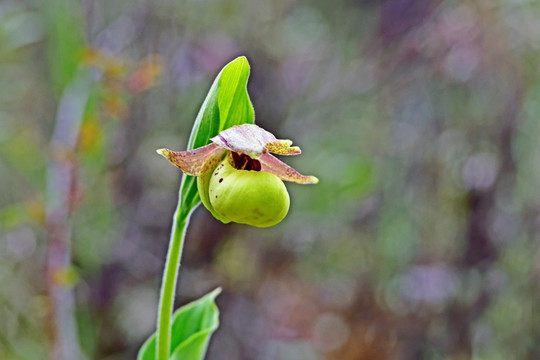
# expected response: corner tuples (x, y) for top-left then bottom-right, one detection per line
(156, 203), (191, 360)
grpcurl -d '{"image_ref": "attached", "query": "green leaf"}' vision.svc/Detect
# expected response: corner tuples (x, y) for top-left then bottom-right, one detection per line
(178, 56), (255, 219)
(217, 57), (255, 132)
(137, 288), (222, 360)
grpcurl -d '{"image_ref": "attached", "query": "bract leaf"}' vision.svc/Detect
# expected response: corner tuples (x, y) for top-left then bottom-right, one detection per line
(217, 57), (255, 132)
(176, 56), (255, 218)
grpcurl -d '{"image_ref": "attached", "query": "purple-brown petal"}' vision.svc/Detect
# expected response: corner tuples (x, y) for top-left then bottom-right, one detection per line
(258, 153), (319, 184)
(157, 143), (227, 176)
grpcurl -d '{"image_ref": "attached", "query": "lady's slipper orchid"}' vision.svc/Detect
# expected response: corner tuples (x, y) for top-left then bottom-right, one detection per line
(158, 124), (318, 227)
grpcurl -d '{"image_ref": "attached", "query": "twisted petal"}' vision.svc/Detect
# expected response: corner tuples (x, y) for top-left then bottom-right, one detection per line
(266, 140), (301, 155)
(157, 143), (227, 176)
(258, 153), (319, 184)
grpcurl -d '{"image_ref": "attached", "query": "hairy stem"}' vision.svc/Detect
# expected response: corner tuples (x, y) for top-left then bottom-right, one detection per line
(156, 201), (192, 359)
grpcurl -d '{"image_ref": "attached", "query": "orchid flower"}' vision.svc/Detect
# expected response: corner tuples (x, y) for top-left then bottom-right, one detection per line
(157, 124), (318, 227)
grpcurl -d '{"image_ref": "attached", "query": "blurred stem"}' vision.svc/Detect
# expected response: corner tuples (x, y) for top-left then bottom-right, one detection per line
(156, 202), (192, 360)
(45, 70), (92, 360)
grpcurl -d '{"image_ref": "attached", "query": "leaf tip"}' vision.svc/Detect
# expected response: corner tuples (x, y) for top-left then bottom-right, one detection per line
(235, 55), (248, 63)
(208, 286), (223, 300)
(227, 55), (250, 70)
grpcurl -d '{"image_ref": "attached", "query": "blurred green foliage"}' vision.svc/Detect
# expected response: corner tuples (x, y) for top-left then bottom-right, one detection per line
(0, 0), (539, 359)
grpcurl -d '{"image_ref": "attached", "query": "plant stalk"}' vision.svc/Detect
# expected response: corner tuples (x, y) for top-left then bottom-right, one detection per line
(45, 71), (92, 360)
(156, 198), (192, 360)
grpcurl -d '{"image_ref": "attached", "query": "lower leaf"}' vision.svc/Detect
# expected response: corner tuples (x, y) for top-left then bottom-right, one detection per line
(137, 288), (222, 360)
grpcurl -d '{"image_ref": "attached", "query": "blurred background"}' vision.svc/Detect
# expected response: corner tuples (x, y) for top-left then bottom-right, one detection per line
(0, 0), (539, 359)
